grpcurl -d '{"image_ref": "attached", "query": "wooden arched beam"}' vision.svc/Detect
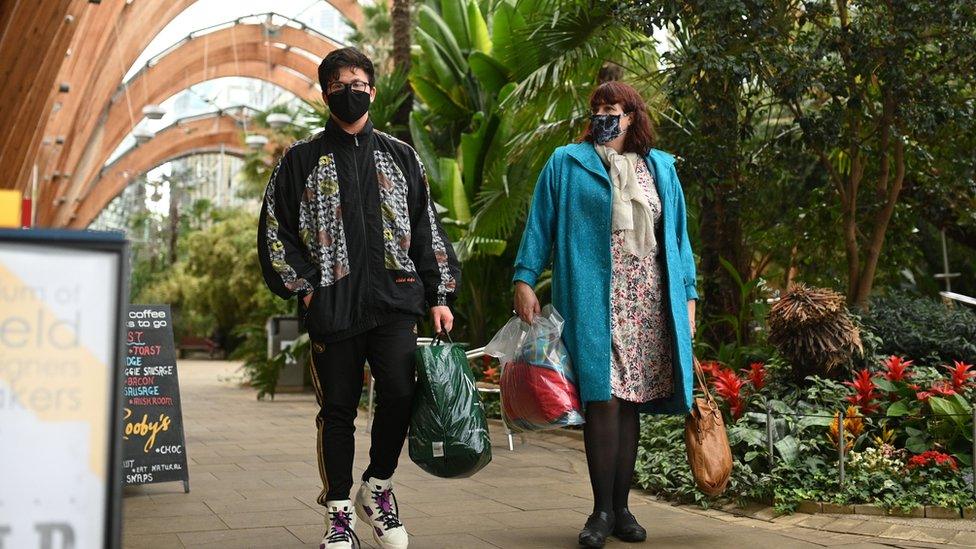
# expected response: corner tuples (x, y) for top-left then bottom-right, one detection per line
(20, 0), (360, 211)
(46, 23), (337, 226)
(0, 0), (89, 195)
(9, 0), (205, 199)
(69, 114), (256, 229)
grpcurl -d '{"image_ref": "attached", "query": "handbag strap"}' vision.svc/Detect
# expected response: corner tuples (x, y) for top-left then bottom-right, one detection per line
(692, 356), (718, 406)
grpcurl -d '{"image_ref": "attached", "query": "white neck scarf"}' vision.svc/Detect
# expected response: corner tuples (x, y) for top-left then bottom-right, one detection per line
(594, 144), (655, 258)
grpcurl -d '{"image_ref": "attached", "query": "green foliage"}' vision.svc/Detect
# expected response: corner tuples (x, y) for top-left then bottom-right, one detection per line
(341, 0), (393, 74)
(858, 293), (976, 367)
(617, 0), (976, 326)
(407, 0), (659, 344)
(233, 327), (310, 400)
(637, 349), (976, 512)
(136, 209), (291, 351)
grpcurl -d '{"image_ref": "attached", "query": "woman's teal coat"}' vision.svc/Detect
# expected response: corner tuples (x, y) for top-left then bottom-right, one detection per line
(512, 142), (699, 415)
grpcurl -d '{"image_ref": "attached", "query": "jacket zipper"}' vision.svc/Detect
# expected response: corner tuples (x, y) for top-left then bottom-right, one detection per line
(353, 133), (372, 312)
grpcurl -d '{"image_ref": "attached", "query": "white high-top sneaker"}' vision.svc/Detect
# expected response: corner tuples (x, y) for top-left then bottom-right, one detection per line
(354, 477), (409, 549)
(321, 500), (359, 549)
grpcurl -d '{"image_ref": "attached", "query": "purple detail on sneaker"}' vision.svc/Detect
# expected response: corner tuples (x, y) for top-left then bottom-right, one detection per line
(376, 490), (394, 514)
(365, 507), (374, 517)
(326, 508), (356, 544)
(369, 488), (403, 531)
(375, 526), (384, 537)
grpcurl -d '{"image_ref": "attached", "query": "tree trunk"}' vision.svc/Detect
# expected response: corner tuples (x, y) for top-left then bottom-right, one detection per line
(391, 0), (413, 144)
(695, 75), (749, 346)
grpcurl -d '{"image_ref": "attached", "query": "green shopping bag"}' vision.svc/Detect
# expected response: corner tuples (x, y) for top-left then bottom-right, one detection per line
(408, 335), (492, 478)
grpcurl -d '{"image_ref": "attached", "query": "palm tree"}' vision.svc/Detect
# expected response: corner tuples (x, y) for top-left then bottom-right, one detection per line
(406, 0), (659, 343)
(391, 0), (414, 143)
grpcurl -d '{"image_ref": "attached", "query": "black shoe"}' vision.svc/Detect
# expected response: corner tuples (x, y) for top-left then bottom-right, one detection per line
(612, 508), (647, 542)
(579, 511), (615, 548)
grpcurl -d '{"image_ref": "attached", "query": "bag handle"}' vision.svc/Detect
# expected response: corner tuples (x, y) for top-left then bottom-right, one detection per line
(430, 331), (454, 346)
(692, 356), (717, 406)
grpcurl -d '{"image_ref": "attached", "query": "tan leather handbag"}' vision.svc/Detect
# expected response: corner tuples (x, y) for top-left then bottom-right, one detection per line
(684, 357), (733, 496)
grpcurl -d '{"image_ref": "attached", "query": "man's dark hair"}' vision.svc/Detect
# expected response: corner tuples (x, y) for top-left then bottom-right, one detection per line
(318, 47), (375, 91)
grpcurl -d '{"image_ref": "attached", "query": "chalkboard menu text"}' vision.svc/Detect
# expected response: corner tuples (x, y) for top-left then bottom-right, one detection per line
(122, 305), (189, 492)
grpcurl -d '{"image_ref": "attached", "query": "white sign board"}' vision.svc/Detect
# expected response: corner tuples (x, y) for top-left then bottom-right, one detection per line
(0, 230), (127, 549)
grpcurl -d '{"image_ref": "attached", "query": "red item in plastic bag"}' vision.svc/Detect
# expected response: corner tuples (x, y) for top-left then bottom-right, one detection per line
(500, 360), (582, 425)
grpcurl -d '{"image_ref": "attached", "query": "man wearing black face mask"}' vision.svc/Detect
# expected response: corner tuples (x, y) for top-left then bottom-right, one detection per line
(257, 47), (461, 549)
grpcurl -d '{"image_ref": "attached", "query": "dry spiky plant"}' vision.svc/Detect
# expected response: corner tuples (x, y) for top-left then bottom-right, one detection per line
(767, 284), (863, 381)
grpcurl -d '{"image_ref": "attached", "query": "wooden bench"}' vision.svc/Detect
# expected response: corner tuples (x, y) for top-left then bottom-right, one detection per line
(177, 336), (223, 359)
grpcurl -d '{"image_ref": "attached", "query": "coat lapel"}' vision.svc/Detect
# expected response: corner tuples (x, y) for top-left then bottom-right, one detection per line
(565, 142), (611, 186)
(645, 148), (676, 208)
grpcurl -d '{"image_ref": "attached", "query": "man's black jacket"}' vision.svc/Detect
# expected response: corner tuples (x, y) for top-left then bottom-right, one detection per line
(257, 118), (461, 343)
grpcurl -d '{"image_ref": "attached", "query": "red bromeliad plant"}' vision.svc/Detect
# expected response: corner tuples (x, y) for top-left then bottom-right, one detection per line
(712, 368), (748, 420)
(844, 369), (880, 414)
(745, 362), (766, 390)
(944, 361), (976, 392)
(698, 360), (724, 378)
(846, 355), (974, 469)
(915, 380), (956, 402)
(882, 355), (913, 382)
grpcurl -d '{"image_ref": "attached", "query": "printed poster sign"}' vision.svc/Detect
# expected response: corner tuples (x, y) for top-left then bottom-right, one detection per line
(0, 229), (127, 549)
(122, 305), (189, 490)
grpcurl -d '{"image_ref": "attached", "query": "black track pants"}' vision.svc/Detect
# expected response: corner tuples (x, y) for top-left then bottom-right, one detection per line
(308, 318), (417, 503)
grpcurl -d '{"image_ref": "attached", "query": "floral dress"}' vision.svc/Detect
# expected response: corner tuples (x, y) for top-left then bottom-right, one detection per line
(609, 158), (674, 403)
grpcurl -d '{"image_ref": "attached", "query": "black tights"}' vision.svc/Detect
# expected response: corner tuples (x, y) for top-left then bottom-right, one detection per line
(583, 397), (640, 514)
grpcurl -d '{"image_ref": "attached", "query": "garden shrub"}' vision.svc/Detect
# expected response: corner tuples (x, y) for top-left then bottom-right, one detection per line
(859, 292), (976, 368)
(634, 353), (976, 512)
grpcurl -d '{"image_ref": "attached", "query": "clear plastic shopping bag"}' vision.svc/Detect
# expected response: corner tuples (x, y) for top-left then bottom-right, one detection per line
(485, 305), (584, 432)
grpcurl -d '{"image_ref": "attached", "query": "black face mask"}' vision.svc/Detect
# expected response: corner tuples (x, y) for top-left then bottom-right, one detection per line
(589, 113), (627, 144)
(327, 87), (371, 124)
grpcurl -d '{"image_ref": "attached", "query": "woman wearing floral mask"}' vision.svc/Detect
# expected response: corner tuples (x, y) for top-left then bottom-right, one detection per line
(512, 81), (699, 548)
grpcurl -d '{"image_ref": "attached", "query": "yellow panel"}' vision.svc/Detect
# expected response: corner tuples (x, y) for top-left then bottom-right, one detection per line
(0, 189), (22, 228)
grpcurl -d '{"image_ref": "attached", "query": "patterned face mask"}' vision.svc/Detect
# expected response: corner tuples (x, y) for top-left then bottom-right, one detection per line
(590, 113), (627, 144)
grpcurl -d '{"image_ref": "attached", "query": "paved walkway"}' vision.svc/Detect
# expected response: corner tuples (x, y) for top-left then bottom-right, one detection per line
(122, 361), (957, 548)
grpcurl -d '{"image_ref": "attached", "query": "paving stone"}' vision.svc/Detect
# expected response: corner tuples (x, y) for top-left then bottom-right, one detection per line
(420, 498), (519, 517)
(847, 521), (898, 537)
(406, 514), (508, 536)
(951, 530), (976, 546)
(482, 508), (589, 530)
(471, 526), (580, 549)
(124, 514), (228, 535)
(216, 509), (324, 529)
(122, 501), (211, 518)
(797, 515), (839, 529)
(203, 496), (310, 514)
(821, 517), (867, 533)
(408, 533), (500, 549)
(176, 526), (300, 547)
(771, 513), (809, 526)
(877, 524), (956, 543)
(121, 533), (184, 549)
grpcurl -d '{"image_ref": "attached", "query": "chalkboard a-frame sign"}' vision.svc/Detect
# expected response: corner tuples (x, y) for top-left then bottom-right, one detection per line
(122, 304), (190, 493)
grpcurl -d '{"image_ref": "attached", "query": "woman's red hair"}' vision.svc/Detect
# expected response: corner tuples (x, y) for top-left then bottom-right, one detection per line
(581, 81), (656, 155)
